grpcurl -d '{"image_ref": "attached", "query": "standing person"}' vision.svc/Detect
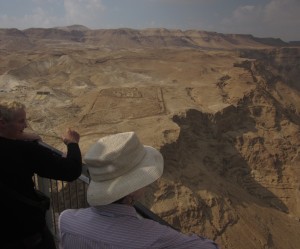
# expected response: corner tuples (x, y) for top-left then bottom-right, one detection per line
(0, 100), (83, 249)
(59, 131), (220, 249)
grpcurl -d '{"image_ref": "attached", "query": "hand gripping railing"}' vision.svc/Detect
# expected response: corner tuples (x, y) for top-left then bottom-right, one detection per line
(38, 141), (177, 231)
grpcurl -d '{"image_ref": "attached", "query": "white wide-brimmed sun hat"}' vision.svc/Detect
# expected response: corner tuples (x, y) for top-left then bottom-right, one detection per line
(84, 131), (164, 206)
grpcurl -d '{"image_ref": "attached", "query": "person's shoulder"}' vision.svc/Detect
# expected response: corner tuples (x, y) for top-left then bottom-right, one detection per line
(60, 208), (82, 215)
(59, 208), (94, 229)
(0, 136), (37, 149)
(59, 208), (81, 225)
(60, 207), (91, 218)
(139, 215), (178, 233)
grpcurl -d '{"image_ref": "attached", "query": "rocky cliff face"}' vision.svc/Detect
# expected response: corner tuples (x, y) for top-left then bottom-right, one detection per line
(0, 27), (299, 249)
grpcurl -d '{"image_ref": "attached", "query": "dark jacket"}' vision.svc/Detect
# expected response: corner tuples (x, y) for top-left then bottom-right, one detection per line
(0, 137), (82, 242)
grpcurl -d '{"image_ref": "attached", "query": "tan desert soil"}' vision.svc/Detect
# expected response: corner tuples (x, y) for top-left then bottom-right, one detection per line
(1, 27), (300, 249)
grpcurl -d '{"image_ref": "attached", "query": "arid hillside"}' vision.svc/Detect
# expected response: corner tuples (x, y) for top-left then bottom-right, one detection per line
(0, 27), (299, 249)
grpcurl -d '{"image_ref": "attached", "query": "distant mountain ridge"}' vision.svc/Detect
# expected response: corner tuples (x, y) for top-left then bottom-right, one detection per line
(0, 25), (298, 51)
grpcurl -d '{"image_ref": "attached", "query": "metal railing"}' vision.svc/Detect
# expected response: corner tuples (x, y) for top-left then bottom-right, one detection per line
(35, 176), (89, 235)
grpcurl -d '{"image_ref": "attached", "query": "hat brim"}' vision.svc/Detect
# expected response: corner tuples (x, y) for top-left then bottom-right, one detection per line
(87, 146), (164, 206)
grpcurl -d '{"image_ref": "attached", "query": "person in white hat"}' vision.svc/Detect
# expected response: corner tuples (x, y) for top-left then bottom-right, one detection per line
(58, 131), (220, 249)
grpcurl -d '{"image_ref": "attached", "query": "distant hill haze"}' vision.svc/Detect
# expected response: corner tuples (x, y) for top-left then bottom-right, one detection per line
(0, 25), (298, 51)
(0, 26), (300, 249)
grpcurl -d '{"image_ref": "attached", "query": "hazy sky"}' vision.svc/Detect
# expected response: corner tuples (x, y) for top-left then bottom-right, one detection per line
(0, 0), (299, 42)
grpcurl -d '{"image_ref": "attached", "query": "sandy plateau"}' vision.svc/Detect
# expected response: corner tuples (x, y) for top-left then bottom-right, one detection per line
(1, 26), (300, 249)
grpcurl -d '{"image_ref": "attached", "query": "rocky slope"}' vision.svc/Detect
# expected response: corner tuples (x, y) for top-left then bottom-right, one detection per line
(0, 27), (299, 249)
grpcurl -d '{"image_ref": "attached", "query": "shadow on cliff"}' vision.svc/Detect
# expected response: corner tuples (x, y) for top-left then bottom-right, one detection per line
(157, 98), (289, 218)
